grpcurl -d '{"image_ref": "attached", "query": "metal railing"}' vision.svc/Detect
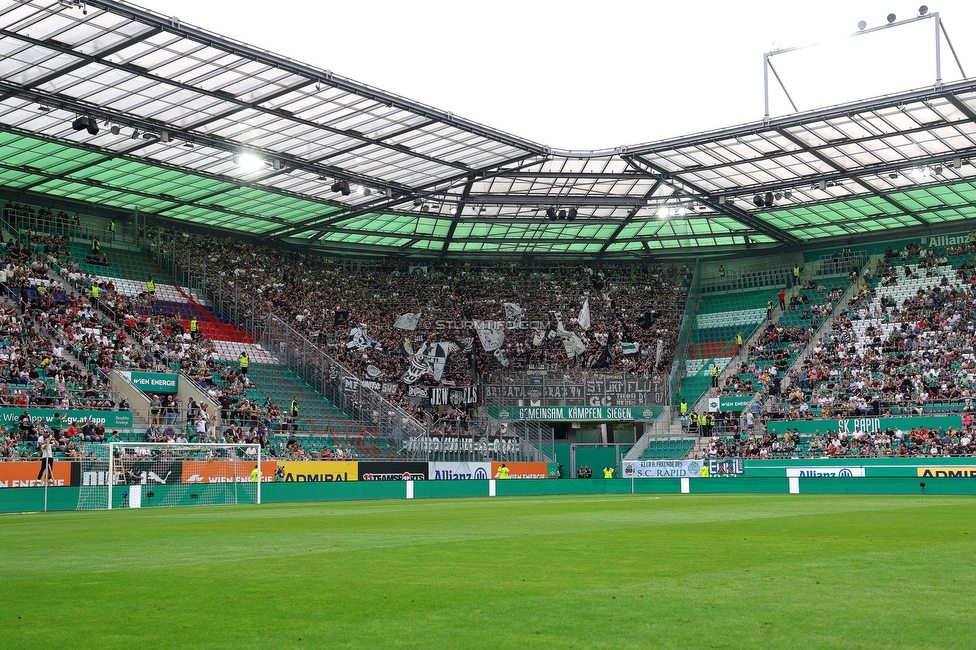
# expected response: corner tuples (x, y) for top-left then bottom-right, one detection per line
(4, 208), (140, 249)
(670, 258), (701, 408)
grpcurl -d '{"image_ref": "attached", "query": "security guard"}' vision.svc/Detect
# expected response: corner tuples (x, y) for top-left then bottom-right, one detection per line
(290, 397), (299, 419)
(91, 237), (100, 253)
(736, 331), (744, 351)
(496, 464), (510, 479)
(146, 278), (155, 296)
(767, 298), (773, 319)
(679, 398), (688, 416)
(793, 264), (801, 286)
(603, 466), (614, 479)
(719, 264), (725, 277)
(711, 363), (719, 388)
(89, 283), (99, 307)
(189, 318), (198, 338)
(239, 352), (250, 376)
(107, 219), (116, 234)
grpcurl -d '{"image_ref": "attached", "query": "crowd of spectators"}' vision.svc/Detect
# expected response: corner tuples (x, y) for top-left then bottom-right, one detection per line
(706, 420), (975, 459)
(157, 230), (689, 389)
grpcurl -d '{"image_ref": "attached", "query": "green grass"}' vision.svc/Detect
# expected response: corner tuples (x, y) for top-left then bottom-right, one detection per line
(2, 494), (975, 649)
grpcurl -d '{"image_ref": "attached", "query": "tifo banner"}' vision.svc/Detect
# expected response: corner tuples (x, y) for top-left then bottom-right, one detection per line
(181, 461), (276, 484)
(124, 371), (178, 393)
(487, 406), (662, 421)
(0, 408), (133, 428)
(917, 467), (976, 478)
(278, 461), (358, 482)
(429, 462), (492, 480)
(622, 459), (706, 478)
(491, 462), (549, 479)
(785, 467), (866, 478)
(359, 461), (428, 481)
(0, 461), (72, 488)
(771, 416), (962, 436)
(707, 395), (754, 412)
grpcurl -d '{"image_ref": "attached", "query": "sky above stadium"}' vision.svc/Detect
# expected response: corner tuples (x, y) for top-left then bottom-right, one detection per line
(141, 0), (976, 150)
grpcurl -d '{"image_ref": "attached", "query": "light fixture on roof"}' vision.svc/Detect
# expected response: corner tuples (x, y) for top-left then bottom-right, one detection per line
(568, 208), (577, 221)
(37, 105), (52, 112)
(857, 20), (867, 30)
(889, 172), (899, 179)
(413, 198), (423, 207)
(131, 129), (140, 140)
(911, 166), (932, 180)
(110, 125), (120, 136)
(236, 153), (265, 172)
(934, 165), (943, 175)
(887, 13), (896, 23)
(420, 204), (430, 213)
(331, 180), (351, 195)
(918, 5), (928, 16)
(546, 207), (558, 220)
(183, 142), (194, 149)
(71, 115), (98, 135)
(784, 191), (792, 199)
(558, 209), (567, 220)
(774, 192), (782, 201)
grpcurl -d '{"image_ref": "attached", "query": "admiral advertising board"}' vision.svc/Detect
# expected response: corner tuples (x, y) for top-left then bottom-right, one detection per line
(278, 461), (358, 482)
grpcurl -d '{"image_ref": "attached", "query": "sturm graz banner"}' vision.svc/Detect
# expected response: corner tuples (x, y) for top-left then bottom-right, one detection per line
(405, 386), (478, 405)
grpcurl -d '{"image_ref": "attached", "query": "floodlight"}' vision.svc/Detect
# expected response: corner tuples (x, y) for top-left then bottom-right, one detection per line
(953, 157), (963, 169)
(918, 5), (928, 16)
(131, 129), (140, 140)
(558, 209), (567, 219)
(774, 192), (782, 201)
(413, 198), (423, 207)
(887, 13), (896, 23)
(568, 208), (577, 221)
(753, 194), (765, 208)
(363, 188), (371, 196)
(236, 153), (265, 173)
(546, 208), (557, 220)
(934, 165), (943, 175)
(889, 172), (898, 179)
(110, 125), (120, 135)
(420, 204), (430, 212)
(857, 20), (867, 30)
(331, 180), (351, 195)
(784, 191), (792, 199)
(71, 116), (87, 131)
(764, 192), (774, 207)
(85, 117), (98, 135)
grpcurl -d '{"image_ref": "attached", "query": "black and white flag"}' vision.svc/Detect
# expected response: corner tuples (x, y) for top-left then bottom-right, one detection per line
(394, 313), (422, 330)
(504, 303), (523, 329)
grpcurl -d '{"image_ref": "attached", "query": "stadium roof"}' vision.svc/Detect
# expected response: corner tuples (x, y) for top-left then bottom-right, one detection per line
(1, 0), (976, 259)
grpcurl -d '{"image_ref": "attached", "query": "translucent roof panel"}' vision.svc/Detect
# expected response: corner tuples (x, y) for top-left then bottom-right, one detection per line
(1, 1), (976, 257)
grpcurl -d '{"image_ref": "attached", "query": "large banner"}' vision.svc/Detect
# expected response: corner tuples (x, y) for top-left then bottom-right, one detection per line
(488, 406), (662, 421)
(622, 459), (706, 478)
(359, 461), (429, 481)
(491, 462), (549, 479)
(429, 462), (492, 480)
(181, 461), (277, 484)
(772, 416), (961, 436)
(122, 371), (178, 393)
(0, 461), (72, 488)
(278, 461), (358, 482)
(0, 408), (133, 428)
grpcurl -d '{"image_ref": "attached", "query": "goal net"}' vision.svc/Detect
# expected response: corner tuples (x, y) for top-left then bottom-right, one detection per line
(76, 443), (264, 510)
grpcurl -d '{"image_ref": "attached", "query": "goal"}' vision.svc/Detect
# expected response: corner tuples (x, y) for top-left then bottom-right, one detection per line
(76, 443), (263, 510)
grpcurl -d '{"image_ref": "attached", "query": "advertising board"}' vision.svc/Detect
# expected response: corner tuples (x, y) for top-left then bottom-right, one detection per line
(278, 461), (358, 482)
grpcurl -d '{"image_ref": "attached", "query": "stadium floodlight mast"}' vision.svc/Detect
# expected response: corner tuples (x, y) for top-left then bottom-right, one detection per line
(762, 8), (967, 124)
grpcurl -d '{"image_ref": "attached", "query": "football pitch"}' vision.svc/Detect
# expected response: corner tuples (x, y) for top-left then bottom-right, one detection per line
(2, 494), (974, 649)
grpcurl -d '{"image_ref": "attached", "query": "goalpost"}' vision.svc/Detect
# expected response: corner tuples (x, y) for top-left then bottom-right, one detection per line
(77, 443), (263, 510)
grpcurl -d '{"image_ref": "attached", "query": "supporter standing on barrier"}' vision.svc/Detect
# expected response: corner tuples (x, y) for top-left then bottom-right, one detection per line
(36, 437), (55, 485)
